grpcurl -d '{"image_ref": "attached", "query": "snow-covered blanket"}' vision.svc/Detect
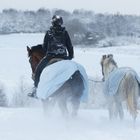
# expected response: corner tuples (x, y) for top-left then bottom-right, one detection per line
(104, 67), (140, 96)
(36, 60), (88, 101)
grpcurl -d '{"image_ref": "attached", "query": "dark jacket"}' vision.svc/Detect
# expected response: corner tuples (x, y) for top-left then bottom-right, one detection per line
(42, 26), (74, 59)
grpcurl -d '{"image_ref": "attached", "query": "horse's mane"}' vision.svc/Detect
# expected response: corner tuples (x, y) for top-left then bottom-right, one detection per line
(101, 54), (118, 68)
(101, 54), (118, 79)
(31, 44), (43, 52)
(29, 44), (45, 57)
(109, 58), (117, 67)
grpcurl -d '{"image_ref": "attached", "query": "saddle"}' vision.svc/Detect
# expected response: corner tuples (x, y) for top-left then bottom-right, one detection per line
(48, 58), (64, 65)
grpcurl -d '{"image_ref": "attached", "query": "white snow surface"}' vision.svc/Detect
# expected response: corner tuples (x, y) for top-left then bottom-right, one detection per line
(0, 33), (140, 140)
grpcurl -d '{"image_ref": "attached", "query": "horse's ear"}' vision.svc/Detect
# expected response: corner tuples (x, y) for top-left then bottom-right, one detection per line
(27, 46), (31, 52)
(102, 55), (106, 59)
(108, 54), (113, 58)
(27, 46), (31, 57)
(101, 55), (106, 65)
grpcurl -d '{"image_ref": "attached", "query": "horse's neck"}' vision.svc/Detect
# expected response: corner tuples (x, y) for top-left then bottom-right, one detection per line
(104, 63), (117, 79)
(37, 55), (44, 61)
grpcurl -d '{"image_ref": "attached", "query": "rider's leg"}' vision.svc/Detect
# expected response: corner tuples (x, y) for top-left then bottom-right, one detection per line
(28, 56), (49, 97)
(34, 56), (48, 87)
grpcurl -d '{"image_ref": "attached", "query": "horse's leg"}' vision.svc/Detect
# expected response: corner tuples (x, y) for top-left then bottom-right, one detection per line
(108, 105), (113, 120)
(70, 71), (84, 117)
(118, 103), (124, 120)
(42, 98), (56, 116)
(108, 97), (116, 120)
(42, 99), (50, 115)
(114, 94), (124, 120)
(116, 101), (124, 120)
(57, 92), (69, 117)
(70, 87), (83, 117)
(71, 95), (81, 117)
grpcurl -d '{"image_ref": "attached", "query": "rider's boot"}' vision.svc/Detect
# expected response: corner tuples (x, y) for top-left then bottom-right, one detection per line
(28, 87), (37, 98)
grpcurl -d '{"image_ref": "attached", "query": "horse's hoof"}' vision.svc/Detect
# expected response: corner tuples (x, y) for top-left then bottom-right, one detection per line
(71, 111), (78, 117)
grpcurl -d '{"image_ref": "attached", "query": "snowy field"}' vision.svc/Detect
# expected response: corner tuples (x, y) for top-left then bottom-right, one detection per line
(0, 33), (140, 140)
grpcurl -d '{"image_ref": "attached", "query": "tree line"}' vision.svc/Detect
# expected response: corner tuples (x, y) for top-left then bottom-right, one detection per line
(0, 8), (140, 45)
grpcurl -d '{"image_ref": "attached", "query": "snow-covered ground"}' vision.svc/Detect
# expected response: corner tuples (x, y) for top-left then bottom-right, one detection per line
(0, 107), (140, 140)
(0, 33), (140, 140)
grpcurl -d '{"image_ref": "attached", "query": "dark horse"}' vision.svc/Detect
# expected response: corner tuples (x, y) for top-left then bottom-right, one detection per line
(27, 44), (86, 116)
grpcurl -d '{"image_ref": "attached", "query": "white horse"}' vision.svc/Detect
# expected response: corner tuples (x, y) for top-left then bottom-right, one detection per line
(101, 54), (140, 121)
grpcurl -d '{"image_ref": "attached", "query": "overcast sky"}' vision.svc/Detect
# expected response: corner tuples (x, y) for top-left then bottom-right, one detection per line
(0, 0), (140, 15)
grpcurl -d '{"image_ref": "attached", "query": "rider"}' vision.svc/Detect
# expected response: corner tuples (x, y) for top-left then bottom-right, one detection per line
(29, 15), (74, 97)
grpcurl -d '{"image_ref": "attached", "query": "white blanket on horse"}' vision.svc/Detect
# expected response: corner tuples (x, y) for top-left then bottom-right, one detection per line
(36, 60), (88, 101)
(104, 67), (140, 96)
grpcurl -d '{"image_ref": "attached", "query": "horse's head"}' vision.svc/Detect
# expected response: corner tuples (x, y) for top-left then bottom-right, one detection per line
(27, 44), (45, 74)
(101, 54), (118, 80)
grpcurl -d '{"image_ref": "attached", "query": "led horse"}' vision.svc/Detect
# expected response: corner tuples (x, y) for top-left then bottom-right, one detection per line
(101, 54), (140, 121)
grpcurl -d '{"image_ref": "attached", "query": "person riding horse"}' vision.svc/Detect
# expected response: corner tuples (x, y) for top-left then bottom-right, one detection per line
(28, 15), (74, 97)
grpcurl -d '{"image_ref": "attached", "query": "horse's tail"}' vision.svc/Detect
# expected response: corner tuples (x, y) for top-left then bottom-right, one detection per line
(70, 70), (85, 92)
(125, 72), (139, 120)
(127, 92), (137, 120)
